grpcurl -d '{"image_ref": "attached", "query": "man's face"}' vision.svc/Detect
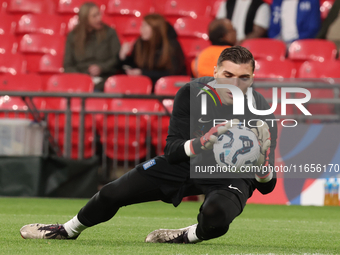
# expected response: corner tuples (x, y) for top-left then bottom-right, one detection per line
(213, 60), (254, 105)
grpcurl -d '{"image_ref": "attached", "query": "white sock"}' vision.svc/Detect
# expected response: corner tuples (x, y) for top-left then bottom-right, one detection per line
(187, 224), (201, 243)
(63, 215), (88, 238)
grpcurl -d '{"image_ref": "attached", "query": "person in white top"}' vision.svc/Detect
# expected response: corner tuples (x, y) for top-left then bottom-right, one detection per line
(216, 0), (271, 44)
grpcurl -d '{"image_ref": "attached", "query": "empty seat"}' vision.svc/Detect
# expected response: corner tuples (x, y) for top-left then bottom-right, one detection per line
(101, 98), (161, 160)
(241, 38), (287, 61)
(106, 0), (152, 17)
(16, 14), (66, 36)
(0, 74), (43, 119)
(0, 53), (26, 74)
(6, 0), (56, 15)
(178, 37), (211, 74)
(153, 76), (190, 154)
(0, 14), (17, 34)
(110, 16), (142, 42)
(57, 0), (106, 15)
(46, 73), (93, 92)
(0, 34), (18, 54)
(298, 60), (340, 78)
(288, 39), (337, 62)
(154, 0), (211, 24)
(0, 73), (42, 91)
(297, 60), (340, 116)
(44, 74), (94, 158)
(104, 75), (152, 94)
(154, 75), (190, 95)
(19, 34), (66, 55)
(174, 17), (211, 40)
(38, 54), (64, 74)
(19, 34), (66, 72)
(255, 59), (297, 78)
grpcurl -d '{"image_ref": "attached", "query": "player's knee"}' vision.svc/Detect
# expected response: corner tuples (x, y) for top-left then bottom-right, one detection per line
(97, 181), (121, 204)
(198, 193), (239, 239)
(201, 197), (231, 227)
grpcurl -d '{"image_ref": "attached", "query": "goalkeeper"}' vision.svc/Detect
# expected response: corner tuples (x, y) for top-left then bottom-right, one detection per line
(20, 46), (277, 243)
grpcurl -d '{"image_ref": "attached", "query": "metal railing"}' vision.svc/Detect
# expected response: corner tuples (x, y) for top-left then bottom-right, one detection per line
(0, 79), (340, 178)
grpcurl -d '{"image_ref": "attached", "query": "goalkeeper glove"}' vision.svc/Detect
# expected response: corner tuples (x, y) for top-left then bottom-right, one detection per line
(187, 119), (240, 155)
(251, 120), (272, 183)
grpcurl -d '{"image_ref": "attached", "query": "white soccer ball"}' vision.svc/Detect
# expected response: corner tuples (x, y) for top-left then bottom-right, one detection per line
(213, 126), (260, 172)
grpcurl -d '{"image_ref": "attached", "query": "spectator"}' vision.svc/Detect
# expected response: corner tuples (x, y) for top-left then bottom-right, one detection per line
(119, 14), (186, 88)
(316, 0), (340, 49)
(216, 0), (270, 45)
(268, 0), (321, 44)
(63, 2), (121, 92)
(192, 19), (236, 77)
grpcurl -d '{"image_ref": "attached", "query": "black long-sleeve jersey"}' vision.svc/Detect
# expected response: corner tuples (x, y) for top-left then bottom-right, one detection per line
(164, 76), (278, 196)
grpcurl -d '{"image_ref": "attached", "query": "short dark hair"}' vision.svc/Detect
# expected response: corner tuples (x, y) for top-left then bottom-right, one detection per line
(217, 46), (255, 72)
(209, 23), (228, 45)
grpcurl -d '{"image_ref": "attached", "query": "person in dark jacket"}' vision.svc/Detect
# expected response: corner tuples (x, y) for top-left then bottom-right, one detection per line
(63, 2), (121, 91)
(119, 13), (187, 88)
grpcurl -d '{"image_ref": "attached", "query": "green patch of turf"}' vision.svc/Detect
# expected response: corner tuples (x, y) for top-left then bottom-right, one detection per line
(1, 197), (340, 254)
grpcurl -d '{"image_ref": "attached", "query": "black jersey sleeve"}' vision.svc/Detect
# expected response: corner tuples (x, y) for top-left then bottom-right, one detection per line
(252, 90), (278, 194)
(163, 84), (191, 164)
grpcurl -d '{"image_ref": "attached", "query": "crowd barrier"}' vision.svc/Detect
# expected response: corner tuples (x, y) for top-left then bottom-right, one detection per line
(0, 79), (340, 189)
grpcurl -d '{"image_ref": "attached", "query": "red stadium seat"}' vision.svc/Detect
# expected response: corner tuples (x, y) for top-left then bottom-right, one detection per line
(46, 73), (93, 92)
(57, 0), (106, 16)
(101, 99), (161, 160)
(19, 34), (66, 72)
(154, 0), (211, 24)
(6, 0), (56, 15)
(0, 34), (18, 54)
(0, 73), (42, 91)
(298, 60), (340, 78)
(0, 53), (26, 74)
(178, 38), (211, 75)
(19, 34), (66, 55)
(106, 0), (152, 17)
(0, 74), (43, 119)
(38, 53), (64, 89)
(174, 17), (211, 40)
(241, 38), (287, 61)
(0, 0), (7, 12)
(109, 16), (142, 42)
(254, 59), (297, 78)
(0, 14), (17, 34)
(154, 75), (190, 95)
(16, 14), (66, 36)
(297, 60), (340, 116)
(104, 75), (152, 94)
(153, 76), (190, 154)
(288, 39), (337, 70)
(44, 74), (94, 158)
(38, 53), (64, 74)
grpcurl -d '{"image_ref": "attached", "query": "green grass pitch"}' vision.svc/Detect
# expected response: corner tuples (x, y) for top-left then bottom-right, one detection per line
(1, 197), (340, 255)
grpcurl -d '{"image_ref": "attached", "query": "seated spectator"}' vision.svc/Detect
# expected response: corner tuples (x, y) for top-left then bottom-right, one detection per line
(63, 2), (121, 92)
(119, 14), (187, 88)
(192, 19), (236, 77)
(316, 0), (340, 49)
(268, 0), (321, 45)
(216, 0), (270, 45)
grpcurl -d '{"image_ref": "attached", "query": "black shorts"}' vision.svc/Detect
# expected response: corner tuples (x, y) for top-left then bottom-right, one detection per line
(136, 156), (253, 209)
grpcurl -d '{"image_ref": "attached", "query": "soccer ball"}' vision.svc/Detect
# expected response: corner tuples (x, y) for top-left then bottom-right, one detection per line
(213, 126), (260, 172)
